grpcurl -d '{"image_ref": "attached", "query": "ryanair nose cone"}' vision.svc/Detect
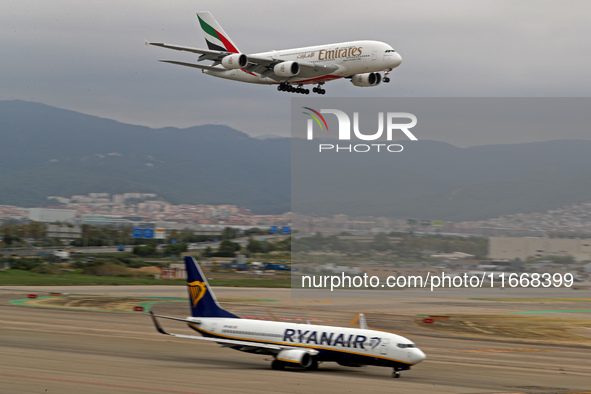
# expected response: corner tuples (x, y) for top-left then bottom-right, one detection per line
(409, 348), (426, 364)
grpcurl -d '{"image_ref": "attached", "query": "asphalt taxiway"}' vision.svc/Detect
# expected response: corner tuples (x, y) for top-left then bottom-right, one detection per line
(1, 286), (590, 393)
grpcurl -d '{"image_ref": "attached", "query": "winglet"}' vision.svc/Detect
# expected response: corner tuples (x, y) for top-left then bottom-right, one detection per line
(359, 313), (368, 330)
(149, 311), (170, 335)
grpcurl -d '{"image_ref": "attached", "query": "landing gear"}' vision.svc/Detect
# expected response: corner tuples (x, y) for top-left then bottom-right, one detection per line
(383, 69), (391, 83)
(296, 85), (310, 94)
(306, 358), (319, 371)
(312, 83), (326, 95)
(277, 82), (326, 94)
(271, 359), (285, 370)
(392, 365), (409, 378)
(277, 83), (309, 94)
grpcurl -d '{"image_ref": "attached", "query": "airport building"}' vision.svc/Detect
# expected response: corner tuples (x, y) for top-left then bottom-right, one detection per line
(28, 208), (77, 224)
(489, 236), (591, 262)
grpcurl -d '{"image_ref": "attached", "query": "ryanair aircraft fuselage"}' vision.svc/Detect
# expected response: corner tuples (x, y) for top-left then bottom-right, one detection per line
(187, 316), (425, 369)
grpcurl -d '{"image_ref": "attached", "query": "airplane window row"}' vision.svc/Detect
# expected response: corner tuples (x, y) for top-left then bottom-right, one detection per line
(222, 329), (283, 338)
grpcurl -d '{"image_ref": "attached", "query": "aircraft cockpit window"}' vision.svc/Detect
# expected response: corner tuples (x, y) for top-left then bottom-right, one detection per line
(397, 343), (416, 348)
(385, 49), (397, 53)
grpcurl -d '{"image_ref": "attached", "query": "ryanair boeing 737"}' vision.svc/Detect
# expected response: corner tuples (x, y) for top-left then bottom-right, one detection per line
(147, 12), (402, 94)
(149, 257), (425, 378)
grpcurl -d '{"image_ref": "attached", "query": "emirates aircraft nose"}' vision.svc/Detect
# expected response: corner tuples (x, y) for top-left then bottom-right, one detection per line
(391, 51), (402, 68)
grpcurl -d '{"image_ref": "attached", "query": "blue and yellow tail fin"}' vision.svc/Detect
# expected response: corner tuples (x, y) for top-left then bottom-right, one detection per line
(185, 256), (240, 319)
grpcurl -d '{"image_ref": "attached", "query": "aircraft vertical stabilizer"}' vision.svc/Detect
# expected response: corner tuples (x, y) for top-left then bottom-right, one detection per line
(185, 256), (240, 318)
(196, 11), (241, 53)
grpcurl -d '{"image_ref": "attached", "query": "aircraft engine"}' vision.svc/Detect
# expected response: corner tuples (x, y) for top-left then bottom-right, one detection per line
(274, 61), (300, 77)
(351, 72), (382, 87)
(221, 53), (248, 69)
(276, 349), (313, 368)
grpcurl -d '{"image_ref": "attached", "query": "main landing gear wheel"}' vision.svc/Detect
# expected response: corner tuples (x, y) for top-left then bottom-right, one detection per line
(295, 85), (310, 94)
(312, 85), (326, 95)
(278, 83), (309, 94)
(392, 371), (400, 378)
(306, 358), (319, 371)
(271, 360), (285, 370)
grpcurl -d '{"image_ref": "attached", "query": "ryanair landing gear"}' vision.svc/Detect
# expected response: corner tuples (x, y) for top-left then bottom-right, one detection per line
(306, 358), (319, 371)
(271, 360), (285, 370)
(392, 365), (409, 378)
(312, 83), (326, 95)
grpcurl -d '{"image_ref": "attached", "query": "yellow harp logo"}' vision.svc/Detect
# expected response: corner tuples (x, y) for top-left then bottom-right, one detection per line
(188, 281), (207, 308)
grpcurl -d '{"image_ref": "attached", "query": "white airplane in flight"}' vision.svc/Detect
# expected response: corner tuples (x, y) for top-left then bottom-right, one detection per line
(149, 257), (426, 378)
(147, 12), (402, 95)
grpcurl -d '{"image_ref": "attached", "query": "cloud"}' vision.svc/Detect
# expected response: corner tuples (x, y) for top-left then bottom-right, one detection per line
(2, 0), (591, 145)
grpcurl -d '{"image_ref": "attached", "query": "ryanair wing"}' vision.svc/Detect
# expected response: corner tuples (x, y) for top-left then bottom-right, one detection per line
(150, 312), (313, 354)
(147, 41), (338, 81)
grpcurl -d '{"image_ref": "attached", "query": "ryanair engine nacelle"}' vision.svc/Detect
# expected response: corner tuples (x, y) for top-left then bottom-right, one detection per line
(276, 349), (319, 369)
(351, 72), (382, 87)
(221, 53), (248, 69)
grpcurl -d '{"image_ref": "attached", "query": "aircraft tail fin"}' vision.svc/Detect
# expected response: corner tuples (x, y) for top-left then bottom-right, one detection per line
(185, 256), (240, 318)
(196, 12), (241, 53)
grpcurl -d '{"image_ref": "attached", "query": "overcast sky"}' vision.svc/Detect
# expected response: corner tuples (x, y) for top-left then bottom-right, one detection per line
(2, 0), (591, 146)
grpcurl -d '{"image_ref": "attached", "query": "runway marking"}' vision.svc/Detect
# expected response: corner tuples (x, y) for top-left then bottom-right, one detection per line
(469, 392), (591, 394)
(9, 296), (278, 314)
(470, 298), (591, 302)
(459, 348), (553, 353)
(513, 309), (591, 314)
(0, 372), (202, 393)
(502, 387), (591, 394)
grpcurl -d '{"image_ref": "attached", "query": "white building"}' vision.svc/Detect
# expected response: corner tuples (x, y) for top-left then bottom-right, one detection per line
(29, 208), (77, 223)
(489, 236), (591, 262)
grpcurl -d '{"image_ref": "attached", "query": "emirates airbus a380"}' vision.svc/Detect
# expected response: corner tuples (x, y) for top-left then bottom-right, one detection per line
(147, 12), (402, 94)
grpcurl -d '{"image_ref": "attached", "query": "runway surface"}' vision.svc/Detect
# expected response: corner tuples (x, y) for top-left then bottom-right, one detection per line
(1, 286), (591, 393)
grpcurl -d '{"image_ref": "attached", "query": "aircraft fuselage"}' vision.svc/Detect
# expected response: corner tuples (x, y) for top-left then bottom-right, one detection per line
(204, 40), (401, 85)
(187, 316), (425, 370)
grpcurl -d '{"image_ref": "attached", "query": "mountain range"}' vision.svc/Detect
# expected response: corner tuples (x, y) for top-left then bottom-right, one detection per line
(0, 100), (290, 214)
(2, 100), (591, 220)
